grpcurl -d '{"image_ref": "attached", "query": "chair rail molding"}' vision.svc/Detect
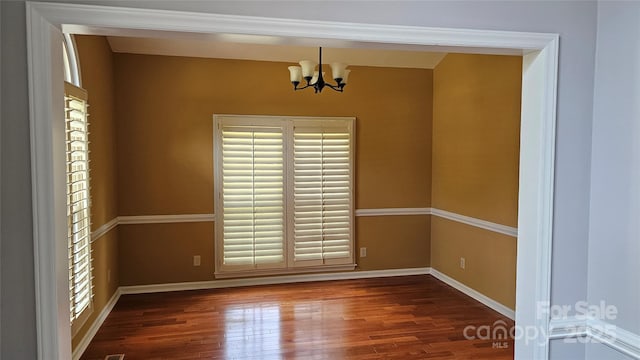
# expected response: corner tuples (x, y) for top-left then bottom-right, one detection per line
(102, 208), (517, 238)
(430, 208), (518, 237)
(118, 214), (215, 224)
(91, 218), (118, 241)
(26, 2), (558, 359)
(549, 316), (640, 359)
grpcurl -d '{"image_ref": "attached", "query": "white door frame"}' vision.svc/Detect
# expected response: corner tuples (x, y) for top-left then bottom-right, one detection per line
(25, 2), (558, 360)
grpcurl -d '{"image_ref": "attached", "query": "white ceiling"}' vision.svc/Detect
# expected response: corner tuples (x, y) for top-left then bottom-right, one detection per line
(106, 36), (447, 69)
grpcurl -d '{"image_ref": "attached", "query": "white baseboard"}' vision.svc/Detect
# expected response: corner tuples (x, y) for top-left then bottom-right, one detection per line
(429, 268), (515, 320)
(549, 316), (640, 359)
(72, 288), (122, 360)
(120, 267), (432, 294)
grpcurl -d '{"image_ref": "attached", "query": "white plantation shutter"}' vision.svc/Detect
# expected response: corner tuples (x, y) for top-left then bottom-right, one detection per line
(292, 124), (353, 266)
(64, 82), (93, 328)
(214, 115), (354, 276)
(219, 125), (285, 270)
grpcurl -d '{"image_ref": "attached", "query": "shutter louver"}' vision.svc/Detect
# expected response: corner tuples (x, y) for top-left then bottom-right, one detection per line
(221, 127), (285, 269)
(293, 126), (352, 265)
(64, 82), (93, 324)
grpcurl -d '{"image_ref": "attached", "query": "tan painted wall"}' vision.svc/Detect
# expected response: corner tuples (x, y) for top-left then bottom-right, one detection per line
(431, 217), (516, 308)
(432, 53), (521, 226)
(72, 36), (120, 349)
(431, 53), (521, 309)
(357, 216), (431, 270)
(118, 223), (215, 285)
(114, 53), (433, 285)
(72, 38), (519, 322)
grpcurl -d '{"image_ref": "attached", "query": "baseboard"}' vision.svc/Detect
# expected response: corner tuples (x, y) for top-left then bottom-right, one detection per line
(120, 267), (432, 294)
(549, 316), (640, 359)
(429, 268), (515, 320)
(72, 288), (122, 360)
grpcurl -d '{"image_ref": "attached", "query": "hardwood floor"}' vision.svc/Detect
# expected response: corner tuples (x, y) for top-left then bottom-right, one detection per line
(81, 275), (514, 359)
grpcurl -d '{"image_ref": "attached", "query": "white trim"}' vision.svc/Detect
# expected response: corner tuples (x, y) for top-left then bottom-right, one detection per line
(27, 4), (71, 359)
(62, 33), (81, 87)
(549, 317), (640, 359)
(516, 38), (559, 360)
(431, 208), (518, 237)
(120, 267), (432, 295)
(430, 268), (515, 320)
(355, 207), (432, 217)
(214, 264), (357, 279)
(356, 207), (518, 238)
(117, 214), (215, 224)
(588, 318), (640, 359)
(548, 317), (588, 339)
(90, 218), (118, 242)
(108, 208), (518, 236)
(26, 3), (559, 360)
(71, 289), (121, 360)
(33, 2), (555, 51)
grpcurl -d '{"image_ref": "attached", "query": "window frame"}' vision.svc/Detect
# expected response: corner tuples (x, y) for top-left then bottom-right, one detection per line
(213, 115), (356, 278)
(62, 33), (81, 87)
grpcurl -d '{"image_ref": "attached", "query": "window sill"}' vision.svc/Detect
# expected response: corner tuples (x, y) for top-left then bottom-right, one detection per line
(214, 264), (357, 279)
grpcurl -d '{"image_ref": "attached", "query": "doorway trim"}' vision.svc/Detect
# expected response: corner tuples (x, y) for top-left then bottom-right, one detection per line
(26, 2), (558, 359)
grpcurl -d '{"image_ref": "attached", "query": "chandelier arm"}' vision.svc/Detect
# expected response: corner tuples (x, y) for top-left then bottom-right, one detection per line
(294, 83), (314, 91)
(324, 83), (345, 92)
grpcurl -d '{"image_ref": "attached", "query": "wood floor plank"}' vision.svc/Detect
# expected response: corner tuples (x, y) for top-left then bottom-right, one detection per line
(80, 275), (514, 359)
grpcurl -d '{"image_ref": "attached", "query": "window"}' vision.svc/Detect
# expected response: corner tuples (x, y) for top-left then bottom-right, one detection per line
(214, 115), (355, 277)
(65, 81), (93, 333)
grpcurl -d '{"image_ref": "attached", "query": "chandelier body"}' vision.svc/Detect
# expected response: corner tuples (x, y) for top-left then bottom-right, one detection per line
(288, 47), (350, 93)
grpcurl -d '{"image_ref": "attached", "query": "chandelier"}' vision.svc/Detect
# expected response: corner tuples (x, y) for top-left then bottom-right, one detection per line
(288, 47), (350, 93)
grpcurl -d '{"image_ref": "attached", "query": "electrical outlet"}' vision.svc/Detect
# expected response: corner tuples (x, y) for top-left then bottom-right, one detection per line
(360, 247), (367, 258)
(193, 255), (201, 266)
(460, 257), (466, 269)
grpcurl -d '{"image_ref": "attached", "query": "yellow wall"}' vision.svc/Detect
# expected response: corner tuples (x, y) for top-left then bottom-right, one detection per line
(73, 36), (120, 349)
(73, 37), (520, 320)
(357, 216), (431, 270)
(431, 53), (521, 309)
(114, 53), (433, 285)
(431, 217), (516, 307)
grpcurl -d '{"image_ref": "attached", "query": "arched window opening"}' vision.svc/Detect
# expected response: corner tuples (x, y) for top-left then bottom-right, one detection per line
(63, 33), (81, 87)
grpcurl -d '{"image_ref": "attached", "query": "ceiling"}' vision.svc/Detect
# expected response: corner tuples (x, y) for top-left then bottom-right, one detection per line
(106, 36), (447, 69)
